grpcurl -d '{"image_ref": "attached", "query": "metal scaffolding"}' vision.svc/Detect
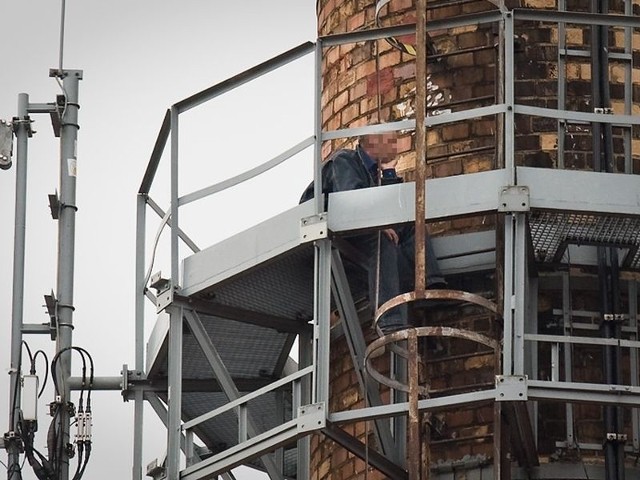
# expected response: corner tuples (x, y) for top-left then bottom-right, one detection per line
(128, 6), (640, 479)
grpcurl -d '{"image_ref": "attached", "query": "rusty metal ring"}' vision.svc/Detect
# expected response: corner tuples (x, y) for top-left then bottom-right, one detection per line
(364, 326), (500, 394)
(373, 289), (500, 332)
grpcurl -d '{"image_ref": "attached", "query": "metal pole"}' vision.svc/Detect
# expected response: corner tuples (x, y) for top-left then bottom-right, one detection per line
(414, 0), (428, 293)
(132, 193), (147, 480)
(166, 305), (184, 480)
(54, 69), (83, 480)
(7, 92), (30, 479)
(407, 330), (422, 480)
(167, 104), (182, 480)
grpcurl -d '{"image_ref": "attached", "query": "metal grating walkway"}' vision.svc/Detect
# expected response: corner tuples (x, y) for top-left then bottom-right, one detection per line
(529, 211), (640, 267)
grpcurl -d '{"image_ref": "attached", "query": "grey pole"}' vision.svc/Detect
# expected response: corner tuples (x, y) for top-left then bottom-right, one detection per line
(7, 92), (30, 479)
(166, 105), (183, 480)
(52, 69), (82, 480)
(132, 193), (147, 480)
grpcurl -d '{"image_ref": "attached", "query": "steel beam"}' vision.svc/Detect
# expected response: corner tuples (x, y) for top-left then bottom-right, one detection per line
(330, 250), (397, 460)
(322, 422), (408, 480)
(166, 305), (184, 480)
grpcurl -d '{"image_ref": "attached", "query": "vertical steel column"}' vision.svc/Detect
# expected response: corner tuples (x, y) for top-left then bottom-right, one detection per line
(296, 329), (312, 480)
(166, 305), (184, 480)
(629, 280), (640, 452)
(166, 105), (182, 480)
(630, 281), (639, 451)
(170, 106), (180, 287)
(562, 272), (575, 447)
(502, 214), (514, 376)
(313, 239), (332, 405)
(623, 0), (632, 173)
(7, 92), (30, 478)
(311, 36), (332, 406)
(313, 40), (323, 215)
(557, 0), (567, 169)
(504, 12), (515, 184)
(512, 214), (527, 375)
(54, 70), (83, 480)
(132, 193), (147, 480)
(502, 10), (516, 377)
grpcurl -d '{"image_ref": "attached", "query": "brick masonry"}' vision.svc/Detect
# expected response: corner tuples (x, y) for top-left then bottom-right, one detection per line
(312, 0), (640, 478)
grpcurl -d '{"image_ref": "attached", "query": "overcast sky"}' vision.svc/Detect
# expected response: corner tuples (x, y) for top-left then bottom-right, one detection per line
(0, 1), (317, 478)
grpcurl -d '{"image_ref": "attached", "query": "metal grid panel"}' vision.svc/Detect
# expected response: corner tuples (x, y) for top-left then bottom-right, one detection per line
(529, 211), (640, 267)
(152, 314), (292, 379)
(198, 247), (316, 321)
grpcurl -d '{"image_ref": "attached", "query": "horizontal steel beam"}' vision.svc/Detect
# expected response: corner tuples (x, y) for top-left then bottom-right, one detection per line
(329, 389), (496, 424)
(514, 7), (640, 28)
(174, 42), (314, 114)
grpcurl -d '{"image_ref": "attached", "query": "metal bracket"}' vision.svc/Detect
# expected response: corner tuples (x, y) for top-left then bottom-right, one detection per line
(44, 291), (58, 340)
(48, 191), (61, 219)
(301, 214), (328, 243)
(0, 119), (13, 170)
(121, 364), (130, 402)
(156, 287), (174, 313)
(498, 186), (529, 212)
(297, 402), (326, 433)
(150, 272), (174, 313)
(495, 375), (528, 401)
(594, 107), (613, 114)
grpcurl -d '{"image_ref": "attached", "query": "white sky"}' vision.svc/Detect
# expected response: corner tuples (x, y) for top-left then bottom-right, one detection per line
(0, 1), (317, 479)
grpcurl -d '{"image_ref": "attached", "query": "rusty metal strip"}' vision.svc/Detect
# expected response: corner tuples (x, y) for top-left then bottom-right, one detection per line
(408, 329), (422, 480)
(374, 289), (501, 331)
(364, 326), (500, 394)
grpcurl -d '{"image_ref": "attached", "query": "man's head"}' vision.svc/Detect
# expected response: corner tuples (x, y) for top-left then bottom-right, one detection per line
(358, 132), (399, 168)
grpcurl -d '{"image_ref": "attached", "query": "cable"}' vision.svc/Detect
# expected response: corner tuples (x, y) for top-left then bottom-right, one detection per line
(47, 346), (95, 479)
(32, 350), (50, 398)
(144, 209), (171, 288)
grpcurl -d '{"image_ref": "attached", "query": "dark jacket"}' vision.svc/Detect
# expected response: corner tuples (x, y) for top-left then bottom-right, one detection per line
(299, 145), (399, 206)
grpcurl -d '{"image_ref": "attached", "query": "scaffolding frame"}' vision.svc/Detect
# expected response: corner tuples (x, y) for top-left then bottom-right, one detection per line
(94, 6), (640, 480)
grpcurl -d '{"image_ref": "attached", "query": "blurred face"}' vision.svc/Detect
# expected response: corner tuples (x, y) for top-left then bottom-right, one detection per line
(361, 133), (398, 164)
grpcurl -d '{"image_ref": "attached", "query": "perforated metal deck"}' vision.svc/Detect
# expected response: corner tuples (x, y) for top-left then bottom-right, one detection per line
(530, 211), (640, 267)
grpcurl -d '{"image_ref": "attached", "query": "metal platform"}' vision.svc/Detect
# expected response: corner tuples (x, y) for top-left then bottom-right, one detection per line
(142, 164), (640, 478)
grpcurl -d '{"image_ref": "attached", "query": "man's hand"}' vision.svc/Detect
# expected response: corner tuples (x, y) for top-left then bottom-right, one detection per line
(383, 228), (399, 245)
(380, 157), (398, 170)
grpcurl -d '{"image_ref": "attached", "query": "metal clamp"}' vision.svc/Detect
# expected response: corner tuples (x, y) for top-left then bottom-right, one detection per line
(605, 433), (628, 443)
(603, 313), (627, 323)
(301, 214), (328, 243)
(498, 186), (529, 212)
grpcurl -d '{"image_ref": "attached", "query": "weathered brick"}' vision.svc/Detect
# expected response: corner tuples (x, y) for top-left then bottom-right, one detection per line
(366, 66), (394, 96)
(333, 89), (349, 112)
(443, 123), (471, 141)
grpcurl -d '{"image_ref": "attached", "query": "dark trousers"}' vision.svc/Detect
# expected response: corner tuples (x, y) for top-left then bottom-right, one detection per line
(346, 225), (446, 331)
